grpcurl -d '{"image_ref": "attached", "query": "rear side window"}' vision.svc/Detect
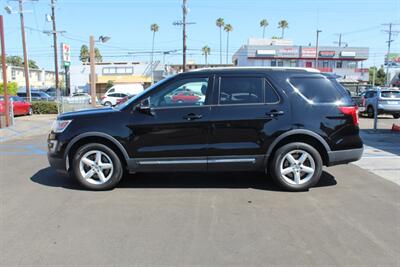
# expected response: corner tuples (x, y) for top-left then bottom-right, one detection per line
(289, 76), (349, 104)
(265, 79), (279, 103)
(381, 91), (400, 98)
(219, 77), (263, 105)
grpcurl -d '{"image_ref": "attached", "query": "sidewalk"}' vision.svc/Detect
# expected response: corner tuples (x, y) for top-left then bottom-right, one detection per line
(0, 114), (56, 142)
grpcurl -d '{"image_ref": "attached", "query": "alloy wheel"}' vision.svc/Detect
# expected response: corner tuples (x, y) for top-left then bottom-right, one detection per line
(79, 150), (114, 185)
(279, 149), (315, 185)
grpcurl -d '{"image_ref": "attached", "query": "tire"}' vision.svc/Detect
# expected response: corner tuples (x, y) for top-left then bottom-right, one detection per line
(269, 142), (323, 191)
(177, 100), (184, 104)
(367, 106), (374, 118)
(104, 101), (112, 107)
(393, 114), (400, 119)
(27, 107), (33, 116)
(72, 143), (123, 190)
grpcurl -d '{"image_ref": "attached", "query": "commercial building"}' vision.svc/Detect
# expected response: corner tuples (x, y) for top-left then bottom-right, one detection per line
(0, 65), (61, 89)
(233, 38), (369, 83)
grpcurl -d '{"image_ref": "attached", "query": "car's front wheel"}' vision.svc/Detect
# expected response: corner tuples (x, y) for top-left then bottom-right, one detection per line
(269, 142), (323, 191)
(72, 143), (123, 190)
(393, 113), (400, 119)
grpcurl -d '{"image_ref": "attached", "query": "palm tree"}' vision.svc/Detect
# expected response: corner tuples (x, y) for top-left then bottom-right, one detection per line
(202, 46), (211, 65)
(278, 20), (289, 39)
(216, 18), (225, 64)
(224, 24), (233, 64)
(260, 19), (268, 38)
(150, 23), (159, 83)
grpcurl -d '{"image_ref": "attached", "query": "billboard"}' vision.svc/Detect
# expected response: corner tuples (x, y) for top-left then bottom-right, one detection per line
(301, 47), (316, 58)
(61, 43), (71, 66)
(386, 53), (400, 64)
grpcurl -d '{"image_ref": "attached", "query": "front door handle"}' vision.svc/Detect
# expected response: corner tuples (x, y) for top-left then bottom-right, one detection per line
(266, 110), (284, 117)
(183, 113), (203, 121)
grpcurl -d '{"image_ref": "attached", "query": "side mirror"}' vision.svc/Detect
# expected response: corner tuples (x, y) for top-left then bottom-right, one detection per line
(136, 97), (154, 115)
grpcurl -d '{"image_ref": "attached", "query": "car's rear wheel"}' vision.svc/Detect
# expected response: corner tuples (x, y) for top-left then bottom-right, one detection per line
(393, 113), (400, 119)
(27, 107), (33, 115)
(104, 101), (112, 106)
(72, 143), (123, 190)
(269, 142), (322, 191)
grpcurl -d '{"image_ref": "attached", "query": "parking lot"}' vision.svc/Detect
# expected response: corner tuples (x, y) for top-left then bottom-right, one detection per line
(0, 116), (399, 266)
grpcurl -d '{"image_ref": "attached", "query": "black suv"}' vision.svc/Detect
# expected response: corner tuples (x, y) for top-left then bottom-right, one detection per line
(48, 67), (363, 191)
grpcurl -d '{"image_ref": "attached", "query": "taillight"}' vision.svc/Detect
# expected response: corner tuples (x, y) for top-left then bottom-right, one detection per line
(362, 98), (366, 106)
(101, 96), (106, 100)
(338, 106), (359, 126)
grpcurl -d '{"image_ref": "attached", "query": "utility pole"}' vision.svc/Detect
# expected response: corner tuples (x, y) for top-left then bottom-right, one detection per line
(315, 29), (322, 68)
(173, 0), (194, 73)
(89, 36), (96, 107)
(382, 23), (400, 86)
(19, 0), (31, 102)
(51, 0), (60, 101)
(0, 15), (10, 127)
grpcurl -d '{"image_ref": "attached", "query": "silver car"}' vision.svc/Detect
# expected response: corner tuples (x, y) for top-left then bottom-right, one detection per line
(360, 89), (400, 118)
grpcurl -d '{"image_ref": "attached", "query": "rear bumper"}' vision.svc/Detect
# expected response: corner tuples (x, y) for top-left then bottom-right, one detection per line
(327, 147), (363, 166)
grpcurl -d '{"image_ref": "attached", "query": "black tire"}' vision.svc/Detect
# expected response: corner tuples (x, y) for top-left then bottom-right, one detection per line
(72, 143), (123, 190)
(104, 101), (112, 107)
(367, 106), (374, 118)
(393, 113), (400, 119)
(269, 142), (323, 191)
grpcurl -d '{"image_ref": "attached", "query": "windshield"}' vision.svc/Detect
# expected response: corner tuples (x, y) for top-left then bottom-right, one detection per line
(115, 75), (176, 110)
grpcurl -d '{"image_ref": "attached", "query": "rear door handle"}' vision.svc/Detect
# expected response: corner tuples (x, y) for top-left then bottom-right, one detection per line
(266, 110), (284, 117)
(183, 113), (203, 121)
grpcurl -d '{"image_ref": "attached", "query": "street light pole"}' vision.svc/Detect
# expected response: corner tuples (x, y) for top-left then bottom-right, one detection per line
(18, 0), (31, 102)
(315, 29), (322, 69)
(0, 15), (10, 127)
(182, 0), (187, 72)
(89, 35), (96, 107)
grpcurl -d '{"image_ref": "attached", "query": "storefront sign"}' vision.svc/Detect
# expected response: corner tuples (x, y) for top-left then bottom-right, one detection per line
(319, 51), (335, 57)
(61, 43), (71, 66)
(340, 51), (356, 57)
(256, 49), (276, 56)
(277, 47), (298, 57)
(301, 47), (316, 58)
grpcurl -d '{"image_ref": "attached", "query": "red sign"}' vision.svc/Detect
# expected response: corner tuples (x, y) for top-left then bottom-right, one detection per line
(319, 51), (335, 57)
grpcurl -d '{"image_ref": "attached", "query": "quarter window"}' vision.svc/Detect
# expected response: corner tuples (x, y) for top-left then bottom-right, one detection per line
(219, 77), (263, 105)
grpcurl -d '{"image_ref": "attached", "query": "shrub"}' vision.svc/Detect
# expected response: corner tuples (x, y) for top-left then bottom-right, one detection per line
(0, 82), (18, 95)
(31, 101), (59, 114)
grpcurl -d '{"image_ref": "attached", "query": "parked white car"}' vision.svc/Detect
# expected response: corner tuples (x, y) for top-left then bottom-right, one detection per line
(101, 93), (128, 106)
(105, 84), (144, 97)
(63, 93), (99, 104)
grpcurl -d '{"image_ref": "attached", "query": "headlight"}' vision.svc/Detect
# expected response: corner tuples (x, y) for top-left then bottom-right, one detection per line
(51, 120), (72, 133)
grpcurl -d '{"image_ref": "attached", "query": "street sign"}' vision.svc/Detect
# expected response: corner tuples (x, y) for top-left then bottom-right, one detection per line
(61, 43), (71, 66)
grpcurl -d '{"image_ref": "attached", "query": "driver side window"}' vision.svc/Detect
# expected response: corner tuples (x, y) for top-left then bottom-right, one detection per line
(150, 77), (209, 108)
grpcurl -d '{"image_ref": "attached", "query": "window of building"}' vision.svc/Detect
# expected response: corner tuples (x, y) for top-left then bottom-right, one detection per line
(336, 61), (342, 68)
(271, 60), (276, 67)
(219, 77), (263, 105)
(277, 60), (283, 67)
(323, 61), (329, 68)
(290, 60), (297, 67)
(11, 69), (16, 80)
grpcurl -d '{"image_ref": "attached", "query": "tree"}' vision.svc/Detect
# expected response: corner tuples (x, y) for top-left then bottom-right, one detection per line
(150, 23), (159, 83)
(105, 80), (114, 89)
(6, 55), (23, 66)
(216, 18), (225, 64)
(271, 36), (281, 39)
(369, 66), (386, 86)
(278, 20), (289, 39)
(0, 82), (18, 95)
(224, 24), (233, 64)
(28, 60), (39, 69)
(260, 19), (269, 38)
(80, 45), (89, 63)
(94, 47), (102, 62)
(202, 46), (211, 65)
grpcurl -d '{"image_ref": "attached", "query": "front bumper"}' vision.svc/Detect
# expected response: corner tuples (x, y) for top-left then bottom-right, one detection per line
(327, 147), (363, 166)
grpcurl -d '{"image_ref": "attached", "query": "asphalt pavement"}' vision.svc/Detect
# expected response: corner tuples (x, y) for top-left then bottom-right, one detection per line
(0, 133), (399, 266)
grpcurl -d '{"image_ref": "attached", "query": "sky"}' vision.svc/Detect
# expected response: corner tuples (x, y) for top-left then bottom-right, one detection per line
(2, 0), (400, 70)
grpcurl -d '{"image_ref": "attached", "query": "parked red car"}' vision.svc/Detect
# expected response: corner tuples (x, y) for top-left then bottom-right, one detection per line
(171, 91), (200, 104)
(0, 95), (32, 116)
